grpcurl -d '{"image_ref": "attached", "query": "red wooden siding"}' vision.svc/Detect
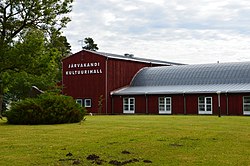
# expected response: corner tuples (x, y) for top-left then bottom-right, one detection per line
(62, 51), (106, 113)
(147, 95), (184, 114)
(228, 94), (243, 115)
(112, 93), (249, 115)
(107, 59), (151, 91)
(114, 95), (185, 115)
(135, 96), (146, 114)
(112, 96), (123, 114)
(62, 50), (250, 116)
(219, 94), (227, 115)
(106, 59), (168, 114)
(148, 96), (158, 114)
(185, 95), (198, 114)
(107, 59), (155, 114)
(62, 50), (169, 114)
(172, 95), (185, 114)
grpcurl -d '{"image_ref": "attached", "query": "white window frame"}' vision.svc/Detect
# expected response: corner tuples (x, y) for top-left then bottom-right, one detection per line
(243, 96), (250, 115)
(84, 99), (92, 108)
(76, 99), (83, 107)
(123, 97), (135, 114)
(198, 96), (213, 115)
(158, 97), (172, 114)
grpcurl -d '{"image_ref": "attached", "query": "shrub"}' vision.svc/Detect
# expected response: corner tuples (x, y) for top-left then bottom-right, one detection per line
(6, 93), (86, 124)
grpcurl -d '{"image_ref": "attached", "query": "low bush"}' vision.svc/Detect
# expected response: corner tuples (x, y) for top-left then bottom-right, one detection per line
(6, 93), (86, 124)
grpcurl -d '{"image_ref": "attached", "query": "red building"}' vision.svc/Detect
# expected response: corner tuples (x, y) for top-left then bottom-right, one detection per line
(62, 50), (180, 114)
(63, 50), (250, 116)
(111, 62), (250, 115)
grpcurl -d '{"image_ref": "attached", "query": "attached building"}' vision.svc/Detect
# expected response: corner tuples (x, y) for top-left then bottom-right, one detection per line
(111, 62), (250, 115)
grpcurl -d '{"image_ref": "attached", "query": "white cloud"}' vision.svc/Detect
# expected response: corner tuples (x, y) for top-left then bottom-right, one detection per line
(63, 0), (250, 64)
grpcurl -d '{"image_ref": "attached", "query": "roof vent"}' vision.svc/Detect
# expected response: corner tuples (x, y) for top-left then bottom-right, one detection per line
(124, 53), (134, 58)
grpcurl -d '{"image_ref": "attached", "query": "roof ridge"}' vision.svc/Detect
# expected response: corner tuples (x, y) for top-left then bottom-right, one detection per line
(83, 49), (183, 65)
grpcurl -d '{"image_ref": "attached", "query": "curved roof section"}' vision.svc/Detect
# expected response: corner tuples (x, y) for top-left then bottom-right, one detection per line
(111, 62), (250, 95)
(131, 62), (250, 86)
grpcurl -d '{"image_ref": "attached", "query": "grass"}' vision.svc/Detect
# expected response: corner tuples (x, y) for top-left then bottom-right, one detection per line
(0, 115), (249, 166)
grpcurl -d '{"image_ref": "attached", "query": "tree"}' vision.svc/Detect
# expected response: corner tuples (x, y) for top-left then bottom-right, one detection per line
(49, 28), (71, 58)
(0, 0), (73, 115)
(82, 37), (99, 51)
(0, 0), (73, 46)
(48, 28), (72, 80)
(3, 29), (61, 101)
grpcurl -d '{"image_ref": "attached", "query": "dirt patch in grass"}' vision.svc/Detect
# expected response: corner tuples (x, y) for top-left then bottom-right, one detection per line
(121, 150), (131, 154)
(85, 152), (151, 165)
(86, 154), (100, 160)
(109, 158), (140, 165)
(59, 158), (76, 161)
(66, 152), (73, 156)
(169, 143), (183, 147)
(86, 154), (105, 165)
(109, 160), (122, 165)
(59, 152), (82, 165)
(72, 159), (81, 165)
(59, 151), (152, 165)
(143, 159), (153, 163)
(107, 142), (119, 145)
(180, 137), (200, 141)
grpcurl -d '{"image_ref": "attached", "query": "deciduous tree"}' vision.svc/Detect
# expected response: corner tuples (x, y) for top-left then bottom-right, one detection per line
(3, 29), (61, 101)
(0, 0), (73, 115)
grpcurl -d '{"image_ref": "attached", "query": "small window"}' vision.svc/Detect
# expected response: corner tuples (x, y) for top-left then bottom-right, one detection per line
(198, 97), (212, 114)
(243, 96), (250, 115)
(84, 99), (92, 108)
(158, 97), (171, 114)
(76, 99), (83, 107)
(123, 97), (135, 114)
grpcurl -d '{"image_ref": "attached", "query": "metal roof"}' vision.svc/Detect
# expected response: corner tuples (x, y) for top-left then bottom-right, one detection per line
(88, 50), (183, 65)
(112, 62), (250, 95)
(65, 50), (183, 66)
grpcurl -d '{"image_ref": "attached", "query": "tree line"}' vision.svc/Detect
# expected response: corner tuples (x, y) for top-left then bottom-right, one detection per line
(0, 0), (98, 115)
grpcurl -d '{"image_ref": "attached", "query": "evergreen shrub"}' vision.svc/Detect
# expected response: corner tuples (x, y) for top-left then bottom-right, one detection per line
(6, 93), (86, 124)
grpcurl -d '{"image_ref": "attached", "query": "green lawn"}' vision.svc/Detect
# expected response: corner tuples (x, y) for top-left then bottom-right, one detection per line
(0, 115), (249, 166)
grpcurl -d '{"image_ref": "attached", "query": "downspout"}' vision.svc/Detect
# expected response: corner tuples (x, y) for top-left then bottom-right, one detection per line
(111, 94), (114, 114)
(183, 92), (186, 115)
(145, 92), (148, 114)
(61, 61), (64, 94)
(216, 91), (221, 117)
(105, 57), (108, 114)
(226, 91), (229, 115)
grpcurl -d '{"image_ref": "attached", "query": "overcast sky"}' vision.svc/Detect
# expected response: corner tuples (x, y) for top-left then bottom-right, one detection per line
(63, 0), (250, 64)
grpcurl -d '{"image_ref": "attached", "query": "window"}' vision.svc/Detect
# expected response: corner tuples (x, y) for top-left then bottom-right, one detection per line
(84, 99), (92, 108)
(198, 97), (212, 114)
(243, 96), (250, 115)
(123, 97), (135, 114)
(158, 97), (171, 114)
(76, 99), (83, 107)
